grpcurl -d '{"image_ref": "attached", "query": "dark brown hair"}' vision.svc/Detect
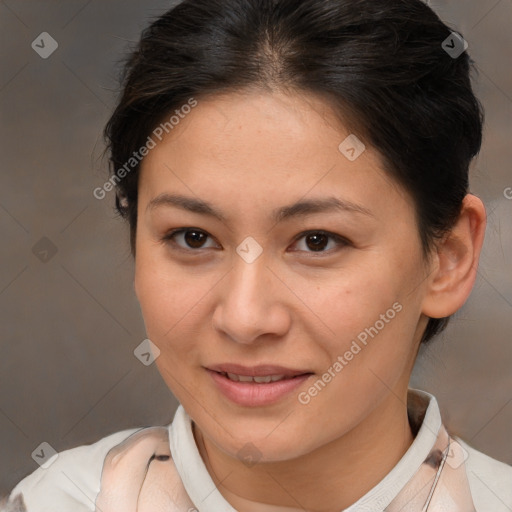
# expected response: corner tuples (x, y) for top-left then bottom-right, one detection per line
(103, 0), (484, 343)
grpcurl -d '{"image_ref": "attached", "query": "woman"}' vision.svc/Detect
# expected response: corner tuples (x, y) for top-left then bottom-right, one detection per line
(4, 0), (511, 510)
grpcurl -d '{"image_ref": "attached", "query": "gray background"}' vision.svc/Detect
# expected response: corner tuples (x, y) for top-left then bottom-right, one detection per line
(0, 0), (511, 496)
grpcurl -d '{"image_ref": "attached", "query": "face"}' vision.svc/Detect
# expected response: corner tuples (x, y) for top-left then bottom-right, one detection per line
(134, 90), (431, 463)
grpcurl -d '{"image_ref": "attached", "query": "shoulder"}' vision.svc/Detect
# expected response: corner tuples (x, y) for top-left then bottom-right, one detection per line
(456, 436), (512, 511)
(5, 426), (145, 512)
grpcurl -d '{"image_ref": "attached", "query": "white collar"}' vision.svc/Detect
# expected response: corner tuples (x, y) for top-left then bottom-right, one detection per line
(168, 388), (442, 511)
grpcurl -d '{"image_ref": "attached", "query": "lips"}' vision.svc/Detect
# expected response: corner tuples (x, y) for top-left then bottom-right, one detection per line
(205, 363), (314, 406)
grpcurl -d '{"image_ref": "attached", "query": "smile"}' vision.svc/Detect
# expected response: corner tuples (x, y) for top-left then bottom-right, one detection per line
(206, 368), (313, 407)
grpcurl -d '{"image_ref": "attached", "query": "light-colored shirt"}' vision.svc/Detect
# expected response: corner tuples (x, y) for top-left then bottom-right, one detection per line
(5, 388), (512, 511)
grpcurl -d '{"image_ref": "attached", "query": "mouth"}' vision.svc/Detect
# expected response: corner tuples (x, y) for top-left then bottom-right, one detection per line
(204, 363), (314, 406)
(206, 363), (312, 379)
(215, 372), (295, 383)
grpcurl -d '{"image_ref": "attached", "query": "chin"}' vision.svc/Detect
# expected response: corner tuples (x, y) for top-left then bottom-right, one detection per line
(210, 425), (311, 464)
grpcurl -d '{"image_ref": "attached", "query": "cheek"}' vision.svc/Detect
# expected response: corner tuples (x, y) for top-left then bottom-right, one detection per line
(134, 249), (218, 363)
(134, 261), (206, 401)
(300, 265), (399, 343)
(297, 257), (419, 381)
(134, 250), (188, 340)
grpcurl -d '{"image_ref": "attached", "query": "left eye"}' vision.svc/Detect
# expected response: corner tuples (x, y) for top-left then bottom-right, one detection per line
(290, 230), (349, 253)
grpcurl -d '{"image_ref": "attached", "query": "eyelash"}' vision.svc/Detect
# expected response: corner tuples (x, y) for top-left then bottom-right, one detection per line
(160, 228), (351, 255)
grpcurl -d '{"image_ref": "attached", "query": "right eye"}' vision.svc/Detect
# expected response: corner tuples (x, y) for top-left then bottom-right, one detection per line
(161, 228), (220, 252)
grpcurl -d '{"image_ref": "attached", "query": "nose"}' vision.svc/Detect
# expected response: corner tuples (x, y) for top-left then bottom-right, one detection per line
(211, 249), (291, 345)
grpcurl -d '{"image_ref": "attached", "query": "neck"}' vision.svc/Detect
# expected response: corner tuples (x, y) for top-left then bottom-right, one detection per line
(194, 388), (415, 512)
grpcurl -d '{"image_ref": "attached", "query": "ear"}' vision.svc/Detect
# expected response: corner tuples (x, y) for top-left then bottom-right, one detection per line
(421, 194), (487, 319)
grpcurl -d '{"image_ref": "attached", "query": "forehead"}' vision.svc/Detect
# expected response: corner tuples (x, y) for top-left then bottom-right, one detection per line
(138, 90), (410, 222)
(155, 90), (358, 156)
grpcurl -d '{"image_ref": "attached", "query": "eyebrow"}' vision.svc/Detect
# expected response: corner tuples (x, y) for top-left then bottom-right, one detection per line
(146, 193), (374, 223)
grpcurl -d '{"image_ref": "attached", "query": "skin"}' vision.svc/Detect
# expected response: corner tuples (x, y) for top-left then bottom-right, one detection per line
(133, 89), (486, 511)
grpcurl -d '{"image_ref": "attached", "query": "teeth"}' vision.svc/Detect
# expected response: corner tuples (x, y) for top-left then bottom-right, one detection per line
(254, 376), (272, 383)
(223, 372), (287, 383)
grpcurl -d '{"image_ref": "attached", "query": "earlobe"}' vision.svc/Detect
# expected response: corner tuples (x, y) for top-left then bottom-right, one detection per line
(422, 194), (487, 319)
